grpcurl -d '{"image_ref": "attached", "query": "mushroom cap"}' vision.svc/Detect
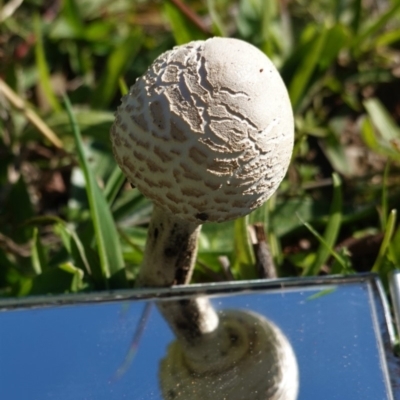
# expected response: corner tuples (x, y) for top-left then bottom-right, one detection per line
(159, 310), (299, 400)
(111, 37), (294, 223)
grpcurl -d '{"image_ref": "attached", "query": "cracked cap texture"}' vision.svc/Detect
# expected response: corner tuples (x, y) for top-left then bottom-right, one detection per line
(111, 37), (294, 223)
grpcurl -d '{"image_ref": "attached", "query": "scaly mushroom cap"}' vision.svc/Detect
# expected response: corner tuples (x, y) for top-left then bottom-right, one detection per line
(111, 37), (294, 223)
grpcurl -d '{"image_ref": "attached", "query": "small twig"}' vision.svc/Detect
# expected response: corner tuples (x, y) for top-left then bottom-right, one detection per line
(301, 178), (333, 190)
(168, 0), (211, 35)
(117, 226), (144, 255)
(218, 255), (235, 281)
(0, 79), (63, 149)
(249, 224), (277, 279)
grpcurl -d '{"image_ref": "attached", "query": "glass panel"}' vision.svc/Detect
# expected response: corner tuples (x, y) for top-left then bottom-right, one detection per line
(0, 276), (395, 400)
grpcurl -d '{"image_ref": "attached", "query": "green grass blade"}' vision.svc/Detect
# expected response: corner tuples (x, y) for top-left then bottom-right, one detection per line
(361, 116), (381, 150)
(307, 287), (337, 301)
(376, 28), (400, 47)
(28, 263), (85, 295)
(381, 163), (390, 230)
(389, 225), (400, 266)
(91, 29), (142, 109)
(318, 24), (349, 70)
(53, 221), (92, 277)
(350, 0), (362, 34)
(363, 99), (400, 158)
(29, 177), (103, 283)
(289, 27), (327, 110)
(103, 77), (128, 207)
(301, 220), (347, 271)
(364, 98), (400, 143)
(33, 13), (61, 112)
(372, 209), (397, 273)
(263, 195), (283, 267)
(286, 24), (348, 111)
(353, 2), (400, 49)
(334, 0), (345, 23)
(303, 173), (342, 276)
(322, 128), (351, 176)
(59, 262), (85, 292)
(63, 0), (85, 35)
(31, 227), (46, 275)
(163, 1), (207, 45)
(104, 165), (126, 206)
(64, 96), (126, 288)
(118, 77), (129, 97)
(232, 215), (256, 280)
(259, 0), (278, 57)
(206, 0), (227, 36)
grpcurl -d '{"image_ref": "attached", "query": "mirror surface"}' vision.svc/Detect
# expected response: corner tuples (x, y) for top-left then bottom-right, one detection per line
(0, 277), (394, 399)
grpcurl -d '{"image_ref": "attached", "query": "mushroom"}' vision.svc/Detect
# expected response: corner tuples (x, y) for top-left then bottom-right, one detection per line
(111, 37), (296, 399)
(110, 37), (294, 288)
(159, 309), (299, 400)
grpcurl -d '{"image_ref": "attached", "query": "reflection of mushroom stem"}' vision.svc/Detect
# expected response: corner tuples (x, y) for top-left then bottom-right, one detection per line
(159, 309), (299, 400)
(136, 206), (201, 287)
(157, 297), (220, 357)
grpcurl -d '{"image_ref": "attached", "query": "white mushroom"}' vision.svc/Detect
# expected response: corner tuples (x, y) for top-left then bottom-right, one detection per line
(111, 37), (294, 287)
(111, 37), (297, 399)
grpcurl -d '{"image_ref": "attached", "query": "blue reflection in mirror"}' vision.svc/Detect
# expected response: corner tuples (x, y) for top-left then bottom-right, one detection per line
(0, 275), (396, 399)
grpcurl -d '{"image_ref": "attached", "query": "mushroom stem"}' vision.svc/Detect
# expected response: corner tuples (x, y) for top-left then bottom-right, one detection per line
(136, 207), (222, 357)
(136, 205), (201, 287)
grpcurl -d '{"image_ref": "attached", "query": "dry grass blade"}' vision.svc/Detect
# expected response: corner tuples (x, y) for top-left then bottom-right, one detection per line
(0, 79), (63, 149)
(0, 0), (23, 22)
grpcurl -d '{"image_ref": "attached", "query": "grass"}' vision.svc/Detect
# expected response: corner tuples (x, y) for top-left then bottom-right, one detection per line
(0, 0), (399, 296)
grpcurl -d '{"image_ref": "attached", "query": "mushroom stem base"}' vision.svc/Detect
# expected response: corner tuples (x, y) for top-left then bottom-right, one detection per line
(136, 205), (201, 287)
